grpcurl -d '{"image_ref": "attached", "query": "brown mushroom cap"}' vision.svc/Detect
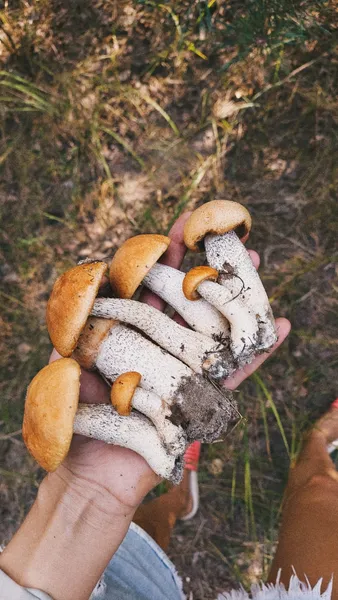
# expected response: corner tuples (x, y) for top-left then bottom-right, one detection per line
(184, 200), (252, 252)
(110, 371), (141, 416)
(183, 266), (219, 301)
(46, 261), (107, 357)
(109, 235), (170, 299)
(73, 316), (117, 370)
(22, 358), (80, 471)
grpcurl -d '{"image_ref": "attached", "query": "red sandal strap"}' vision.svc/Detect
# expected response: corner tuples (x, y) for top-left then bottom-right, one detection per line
(326, 399), (338, 455)
(332, 398), (338, 410)
(184, 441), (201, 471)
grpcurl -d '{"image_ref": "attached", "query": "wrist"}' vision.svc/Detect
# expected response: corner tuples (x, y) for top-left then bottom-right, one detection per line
(44, 464), (136, 522)
(58, 440), (160, 510)
(0, 470), (135, 600)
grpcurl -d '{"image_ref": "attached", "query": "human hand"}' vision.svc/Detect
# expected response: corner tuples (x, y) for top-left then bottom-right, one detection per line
(49, 212), (291, 512)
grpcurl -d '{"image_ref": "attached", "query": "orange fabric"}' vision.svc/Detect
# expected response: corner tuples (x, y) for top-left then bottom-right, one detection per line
(133, 473), (191, 551)
(269, 430), (338, 599)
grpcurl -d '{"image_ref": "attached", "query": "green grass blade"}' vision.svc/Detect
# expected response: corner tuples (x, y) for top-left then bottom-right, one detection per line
(230, 461), (237, 518)
(0, 143), (14, 166)
(243, 427), (257, 538)
(0, 81), (54, 113)
(0, 71), (50, 94)
(41, 212), (74, 229)
(253, 372), (290, 458)
(166, 154), (214, 230)
(139, 92), (180, 136)
(257, 388), (272, 460)
(158, 4), (182, 39)
(185, 41), (207, 60)
(100, 126), (145, 168)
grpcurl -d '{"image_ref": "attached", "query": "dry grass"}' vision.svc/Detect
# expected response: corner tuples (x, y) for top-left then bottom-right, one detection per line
(1, 1), (338, 597)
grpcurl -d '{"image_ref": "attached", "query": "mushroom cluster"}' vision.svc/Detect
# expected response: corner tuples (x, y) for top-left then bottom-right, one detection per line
(22, 200), (277, 483)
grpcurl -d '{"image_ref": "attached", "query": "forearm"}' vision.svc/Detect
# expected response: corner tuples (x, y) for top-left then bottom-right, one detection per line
(0, 468), (135, 600)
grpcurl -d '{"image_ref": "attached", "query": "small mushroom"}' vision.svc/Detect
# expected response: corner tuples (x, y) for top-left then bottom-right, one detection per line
(109, 234), (229, 339)
(47, 263), (237, 443)
(183, 266), (219, 299)
(111, 372), (185, 454)
(184, 200), (277, 365)
(111, 371), (141, 416)
(183, 266), (259, 363)
(22, 358), (182, 481)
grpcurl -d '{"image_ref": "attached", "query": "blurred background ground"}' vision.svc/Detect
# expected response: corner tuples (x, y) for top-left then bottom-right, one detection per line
(0, 1), (337, 598)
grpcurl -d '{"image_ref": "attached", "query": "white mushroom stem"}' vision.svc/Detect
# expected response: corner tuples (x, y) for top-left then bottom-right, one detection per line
(143, 263), (229, 338)
(193, 279), (259, 362)
(92, 298), (231, 379)
(73, 404), (183, 482)
(96, 323), (190, 400)
(205, 231), (277, 351)
(94, 323), (236, 442)
(131, 387), (186, 456)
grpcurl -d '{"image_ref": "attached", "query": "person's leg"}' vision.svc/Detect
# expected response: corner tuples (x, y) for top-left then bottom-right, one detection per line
(269, 404), (338, 596)
(133, 441), (201, 551)
(133, 471), (192, 551)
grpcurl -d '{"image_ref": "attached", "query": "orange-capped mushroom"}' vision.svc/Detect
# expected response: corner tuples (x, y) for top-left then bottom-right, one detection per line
(183, 266), (219, 301)
(111, 371), (141, 416)
(46, 261), (107, 357)
(109, 234), (170, 299)
(23, 358), (81, 471)
(184, 200), (251, 252)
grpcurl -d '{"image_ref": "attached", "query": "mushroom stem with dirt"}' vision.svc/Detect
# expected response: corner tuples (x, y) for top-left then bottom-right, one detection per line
(91, 297), (233, 378)
(184, 200), (277, 365)
(47, 263), (237, 444)
(183, 266), (259, 364)
(23, 358), (182, 482)
(109, 234), (230, 340)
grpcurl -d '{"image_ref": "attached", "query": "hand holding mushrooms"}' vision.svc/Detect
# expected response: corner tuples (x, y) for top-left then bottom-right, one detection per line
(22, 202), (288, 484)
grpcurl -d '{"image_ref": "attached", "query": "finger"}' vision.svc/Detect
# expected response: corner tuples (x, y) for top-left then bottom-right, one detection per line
(139, 212), (191, 309)
(172, 312), (188, 327)
(247, 249), (260, 270)
(78, 369), (110, 404)
(98, 275), (114, 297)
(225, 317), (291, 390)
(161, 212), (192, 268)
(49, 348), (110, 404)
(49, 348), (62, 363)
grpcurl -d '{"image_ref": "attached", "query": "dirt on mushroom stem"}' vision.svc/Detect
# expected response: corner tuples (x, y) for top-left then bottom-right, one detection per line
(201, 232), (277, 360)
(205, 231), (277, 342)
(170, 374), (237, 442)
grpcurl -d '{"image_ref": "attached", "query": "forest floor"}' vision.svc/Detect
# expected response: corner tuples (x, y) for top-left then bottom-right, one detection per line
(1, 2), (338, 598)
